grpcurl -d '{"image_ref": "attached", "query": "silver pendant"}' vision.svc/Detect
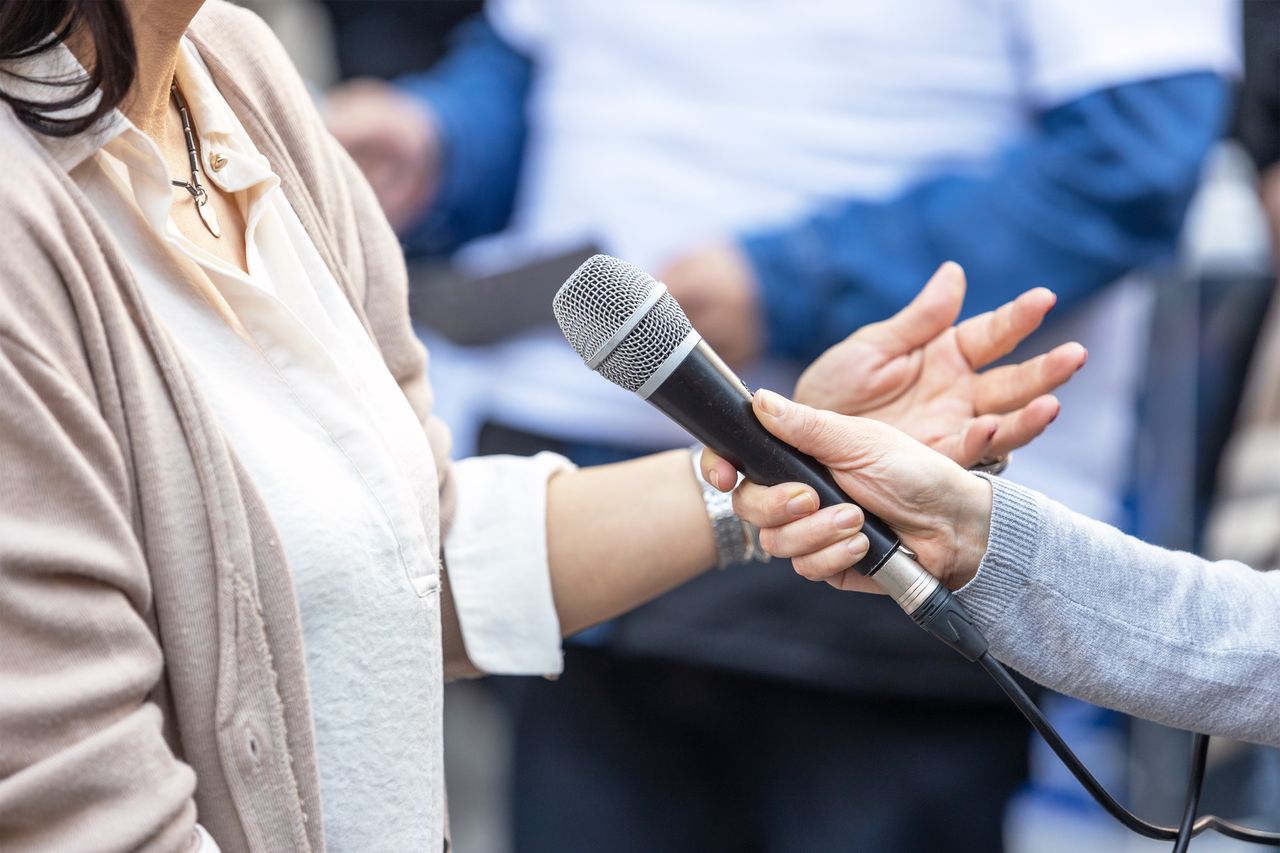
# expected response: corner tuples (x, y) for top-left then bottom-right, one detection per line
(196, 196), (221, 238)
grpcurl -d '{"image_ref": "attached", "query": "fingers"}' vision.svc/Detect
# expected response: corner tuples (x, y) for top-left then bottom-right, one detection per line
(973, 342), (1087, 414)
(729, 481), (876, 587)
(956, 414), (1002, 467)
(824, 568), (884, 594)
(731, 480), (820, 528)
(756, 503), (864, 560)
(699, 447), (740, 493)
(752, 389), (880, 463)
(791, 532), (871, 582)
(983, 395), (1061, 459)
(952, 395), (1061, 466)
(857, 261), (966, 355)
(955, 287), (1056, 369)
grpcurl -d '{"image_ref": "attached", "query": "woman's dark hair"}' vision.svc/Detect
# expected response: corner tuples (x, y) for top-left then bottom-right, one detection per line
(0, 0), (136, 137)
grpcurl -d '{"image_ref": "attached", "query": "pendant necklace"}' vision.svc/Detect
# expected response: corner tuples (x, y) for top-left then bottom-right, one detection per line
(169, 82), (221, 238)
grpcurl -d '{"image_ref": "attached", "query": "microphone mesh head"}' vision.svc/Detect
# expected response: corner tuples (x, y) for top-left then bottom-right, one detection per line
(553, 254), (694, 393)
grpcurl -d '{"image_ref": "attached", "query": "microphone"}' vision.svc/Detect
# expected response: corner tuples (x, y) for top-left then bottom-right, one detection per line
(552, 254), (988, 661)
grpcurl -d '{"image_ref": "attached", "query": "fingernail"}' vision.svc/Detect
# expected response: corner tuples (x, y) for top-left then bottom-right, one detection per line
(708, 468), (722, 490)
(787, 492), (816, 516)
(847, 534), (869, 557)
(834, 507), (861, 530)
(756, 389), (788, 417)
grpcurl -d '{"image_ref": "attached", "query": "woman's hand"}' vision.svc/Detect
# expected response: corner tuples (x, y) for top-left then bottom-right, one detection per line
(795, 262), (1087, 468)
(701, 392), (993, 594)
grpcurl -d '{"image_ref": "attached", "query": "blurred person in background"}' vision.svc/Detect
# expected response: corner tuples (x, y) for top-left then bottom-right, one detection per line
(1217, 0), (1280, 634)
(319, 0), (479, 80)
(1193, 0), (1280, 822)
(1238, 0), (1280, 259)
(327, 2), (1236, 851)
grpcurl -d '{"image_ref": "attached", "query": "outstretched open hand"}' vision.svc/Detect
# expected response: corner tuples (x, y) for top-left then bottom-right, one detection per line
(793, 262), (1087, 468)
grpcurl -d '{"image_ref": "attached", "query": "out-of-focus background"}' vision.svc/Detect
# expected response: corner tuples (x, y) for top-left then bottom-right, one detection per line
(241, 1), (1279, 850)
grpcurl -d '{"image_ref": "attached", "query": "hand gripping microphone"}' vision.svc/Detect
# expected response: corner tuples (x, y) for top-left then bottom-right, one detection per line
(552, 254), (988, 661)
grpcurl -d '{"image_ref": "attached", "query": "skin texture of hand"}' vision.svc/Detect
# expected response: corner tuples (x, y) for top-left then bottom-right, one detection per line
(658, 242), (764, 368)
(701, 392), (993, 594)
(325, 78), (440, 231)
(795, 262), (1088, 468)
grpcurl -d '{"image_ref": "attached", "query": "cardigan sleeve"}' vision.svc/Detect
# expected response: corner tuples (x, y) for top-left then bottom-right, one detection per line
(0, 332), (202, 852)
(956, 475), (1280, 747)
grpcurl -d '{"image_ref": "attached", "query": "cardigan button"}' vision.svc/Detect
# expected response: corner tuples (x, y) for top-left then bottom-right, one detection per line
(244, 726), (262, 765)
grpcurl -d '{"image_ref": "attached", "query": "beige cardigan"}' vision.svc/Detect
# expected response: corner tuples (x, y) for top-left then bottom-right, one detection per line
(0, 3), (471, 850)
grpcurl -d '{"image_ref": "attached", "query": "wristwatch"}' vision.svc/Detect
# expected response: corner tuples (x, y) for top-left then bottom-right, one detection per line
(969, 453), (1011, 476)
(688, 446), (770, 569)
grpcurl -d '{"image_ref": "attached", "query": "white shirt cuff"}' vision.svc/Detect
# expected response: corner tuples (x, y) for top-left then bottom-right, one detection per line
(443, 452), (574, 675)
(195, 824), (222, 852)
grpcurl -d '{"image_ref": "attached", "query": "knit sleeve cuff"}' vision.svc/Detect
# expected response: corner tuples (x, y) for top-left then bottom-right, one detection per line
(954, 473), (1044, 634)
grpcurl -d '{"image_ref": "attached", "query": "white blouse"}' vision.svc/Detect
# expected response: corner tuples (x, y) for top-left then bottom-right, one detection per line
(24, 39), (567, 852)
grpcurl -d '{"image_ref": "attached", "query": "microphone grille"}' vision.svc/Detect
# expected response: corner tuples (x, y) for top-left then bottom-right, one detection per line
(553, 254), (694, 393)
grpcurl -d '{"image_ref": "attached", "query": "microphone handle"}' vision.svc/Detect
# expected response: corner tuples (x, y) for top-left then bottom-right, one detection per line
(645, 341), (989, 660)
(648, 340), (899, 572)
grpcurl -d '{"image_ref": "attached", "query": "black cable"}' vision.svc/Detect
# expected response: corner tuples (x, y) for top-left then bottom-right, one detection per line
(974, 652), (1280, 847)
(1172, 733), (1211, 853)
(883, 552), (1276, 849)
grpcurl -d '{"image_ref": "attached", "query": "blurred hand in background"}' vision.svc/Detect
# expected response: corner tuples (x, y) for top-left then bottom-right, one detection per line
(702, 262), (1087, 527)
(795, 261), (1087, 468)
(326, 78), (440, 230)
(657, 242), (764, 368)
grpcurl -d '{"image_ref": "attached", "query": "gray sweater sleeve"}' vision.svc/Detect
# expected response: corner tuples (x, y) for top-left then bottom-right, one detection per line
(955, 476), (1280, 747)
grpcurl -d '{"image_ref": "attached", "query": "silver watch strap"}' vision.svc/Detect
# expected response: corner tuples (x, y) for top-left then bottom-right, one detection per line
(688, 446), (770, 569)
(969, 452), (1011, 476)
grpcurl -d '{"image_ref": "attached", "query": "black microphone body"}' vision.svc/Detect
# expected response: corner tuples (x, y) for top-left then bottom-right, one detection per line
(553, 254), (989, 661)
(647, 340), (899, 573)
(641, 338), (987, 660)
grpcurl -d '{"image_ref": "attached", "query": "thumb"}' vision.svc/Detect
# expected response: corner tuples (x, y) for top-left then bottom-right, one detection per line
(858, 261), (965, 355)
(753, 389), (867, 463)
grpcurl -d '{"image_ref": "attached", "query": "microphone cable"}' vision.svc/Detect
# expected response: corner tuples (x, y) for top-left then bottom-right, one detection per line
(974, 651), (1280, 850)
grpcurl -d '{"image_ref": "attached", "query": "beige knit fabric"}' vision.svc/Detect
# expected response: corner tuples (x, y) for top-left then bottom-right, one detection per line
(0, 3), (466, 850)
